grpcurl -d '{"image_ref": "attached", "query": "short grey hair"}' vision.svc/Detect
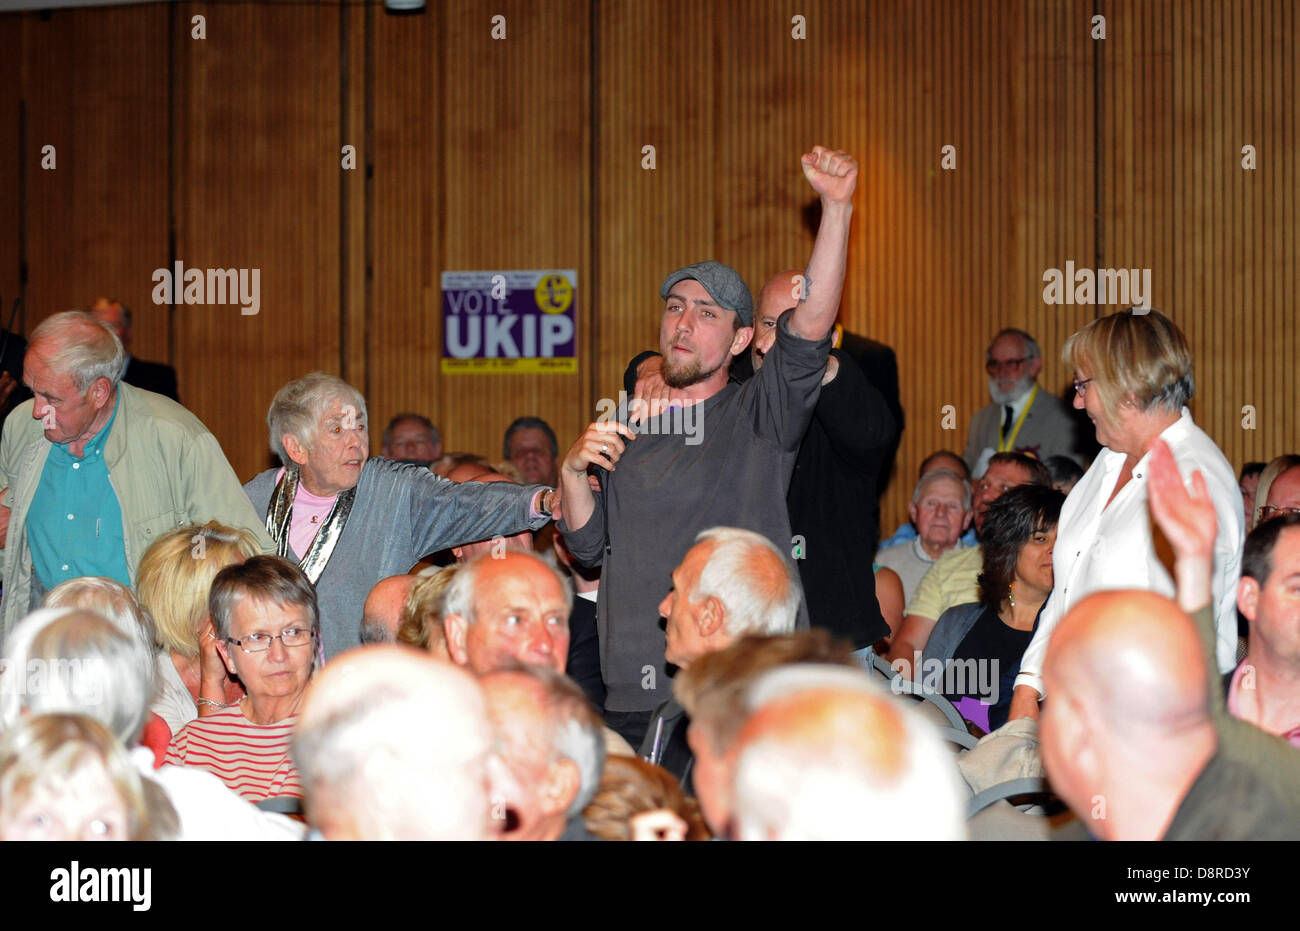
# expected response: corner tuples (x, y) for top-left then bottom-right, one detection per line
(692, 527), (801, 637)
(29, 311), (126, 393)
(514, 665), (605, 816)
(0, 608), (156, 746)
(733, 664), (966, 841)
(441, 550), (573, 625)
(986, 327), (1041, 363)
(209, 555), (321, 642)
(44, 577), (158, 661)
(911, 468), (972, 510)
(266, 371), (369, 467)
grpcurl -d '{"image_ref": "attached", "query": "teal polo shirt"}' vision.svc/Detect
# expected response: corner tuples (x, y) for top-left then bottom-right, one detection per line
(27, 395), (131, 590)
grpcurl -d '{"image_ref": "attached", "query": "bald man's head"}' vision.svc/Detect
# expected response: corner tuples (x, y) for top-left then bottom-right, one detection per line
(360, 575), (417, 644)
(730, 665), (965, 840)
(293, 646), (493, 840)
(752, 270), (803, 369)
(1040, 590), (1218, 840)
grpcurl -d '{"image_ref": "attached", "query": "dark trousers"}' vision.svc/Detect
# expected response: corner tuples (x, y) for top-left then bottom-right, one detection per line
(603, 709), (655, 751)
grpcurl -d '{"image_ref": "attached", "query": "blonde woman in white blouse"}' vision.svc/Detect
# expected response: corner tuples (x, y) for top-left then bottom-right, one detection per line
(1008, 309), (1243, 721)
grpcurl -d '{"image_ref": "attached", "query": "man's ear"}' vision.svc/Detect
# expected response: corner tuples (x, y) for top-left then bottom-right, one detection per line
(89, 376), (113, 409)
(961, 509), (974, 532)
(697, 596), (726, 638)
(1237, 577), (1260, 623)
(443, 614), (470, 666)
(908, 501), (920, 527)
(1028, 356), (1043, 379)
(542, 758), (581, 818)
(730, 326), (754, 356)
(283, 434), (310, 467)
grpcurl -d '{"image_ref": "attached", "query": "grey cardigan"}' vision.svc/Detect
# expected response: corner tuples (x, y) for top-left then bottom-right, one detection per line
(244, 457), (550, 659)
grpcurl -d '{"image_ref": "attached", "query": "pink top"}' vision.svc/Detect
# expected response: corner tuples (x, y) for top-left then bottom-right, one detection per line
(165, 705), (302, 802)
(1227, 661), (1300, 748)
(275, 467), (339, 558)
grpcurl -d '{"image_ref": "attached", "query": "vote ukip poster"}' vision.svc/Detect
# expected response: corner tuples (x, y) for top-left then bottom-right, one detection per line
(440, 269), (577, 374)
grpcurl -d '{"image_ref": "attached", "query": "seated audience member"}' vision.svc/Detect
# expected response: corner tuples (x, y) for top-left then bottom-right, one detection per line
(360, 574), (417, 645)
(0, 713), (163, 841)
(878, 451), (977, 550)
(1254, 455), (1300, 526)
(731, 664), (966, 840)
(443, 551), (572, 675)
(672, 631), (857, 836)
(446, 469), (535, 562)
(43, 577), (172, 760)
(166, 556), (319, 803)
(503, 416), (561, 487)
(913, 485), (1064, 732)
(0, 607), (299, 839)
(1239, 461), (1266, 526)
(396, 566), (458, 659)
(1040, 590), (1300, 840)
(243, 372), (555, 659)
(136, 523), (262, 729)
(380, 413), (441, 465)
(1044, 454), (1085, 495)
(441, 550), (633, 757)
(887, 453), (1051, 665)
(583, 755), (711, 841)
(1231, 513), (1300, 746)
(641, 528), (802, 785)
(875, 468), (973, 603)
(293, 646), (494, 840)
(481, 665), (606, 841)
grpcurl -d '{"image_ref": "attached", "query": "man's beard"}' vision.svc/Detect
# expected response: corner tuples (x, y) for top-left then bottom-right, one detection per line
(989, 374), (1035, 406)
(663, 352), (725, 389)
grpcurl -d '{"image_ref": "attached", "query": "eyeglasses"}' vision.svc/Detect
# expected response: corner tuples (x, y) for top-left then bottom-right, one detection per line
(226, 628), (316, 654)
(986, 357), (1028, 375)
(1258, 506), (1300, 522)
(1072, 378), (1094, 398)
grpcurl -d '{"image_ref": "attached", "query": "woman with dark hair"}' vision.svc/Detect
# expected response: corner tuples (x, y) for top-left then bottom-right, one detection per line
(922, 484), (1065, 732)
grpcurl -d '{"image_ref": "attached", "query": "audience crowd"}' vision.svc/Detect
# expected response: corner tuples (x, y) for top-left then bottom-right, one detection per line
(0, 144), (1297, 842)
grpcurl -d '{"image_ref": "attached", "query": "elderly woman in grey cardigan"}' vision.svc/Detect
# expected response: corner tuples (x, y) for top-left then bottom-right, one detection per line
(244, 373), (556, 659)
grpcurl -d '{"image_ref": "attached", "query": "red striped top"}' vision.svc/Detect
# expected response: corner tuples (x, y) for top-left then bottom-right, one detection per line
(165, 706), (302, 802)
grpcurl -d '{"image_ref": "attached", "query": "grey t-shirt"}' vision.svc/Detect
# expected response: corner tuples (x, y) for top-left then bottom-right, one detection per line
(560, 312), (830, 712)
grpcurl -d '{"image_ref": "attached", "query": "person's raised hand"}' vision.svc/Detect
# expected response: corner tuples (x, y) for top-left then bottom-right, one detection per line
(801, 145), (858, 205)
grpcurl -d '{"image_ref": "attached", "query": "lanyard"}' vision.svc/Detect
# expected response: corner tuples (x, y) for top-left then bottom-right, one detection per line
(999, 385), (1037, 452)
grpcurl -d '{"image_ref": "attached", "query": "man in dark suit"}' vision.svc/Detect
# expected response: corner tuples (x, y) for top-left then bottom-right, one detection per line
(91, 298), (179, 401)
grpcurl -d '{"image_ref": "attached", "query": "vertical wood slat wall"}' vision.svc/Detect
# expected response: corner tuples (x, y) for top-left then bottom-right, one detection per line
(1, 1), (1294, 537)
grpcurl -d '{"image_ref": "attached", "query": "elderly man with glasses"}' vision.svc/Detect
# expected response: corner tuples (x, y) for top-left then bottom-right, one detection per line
(963, 328), (1090, 477)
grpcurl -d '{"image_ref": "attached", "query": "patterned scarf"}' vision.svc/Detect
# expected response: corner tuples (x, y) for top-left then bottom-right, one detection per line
(265, 466), (356, 585)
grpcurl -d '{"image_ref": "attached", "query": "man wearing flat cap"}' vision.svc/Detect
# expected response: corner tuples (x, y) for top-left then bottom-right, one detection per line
(558, 145), (858, 745)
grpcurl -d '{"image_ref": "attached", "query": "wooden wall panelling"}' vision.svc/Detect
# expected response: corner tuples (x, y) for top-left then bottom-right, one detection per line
(20, 6), (169, 353)
(0, 14), (23, 315)
(172, 2), (342, 482)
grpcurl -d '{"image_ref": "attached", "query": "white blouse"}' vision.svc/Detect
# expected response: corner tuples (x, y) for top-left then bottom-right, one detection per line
(1015, 408), (1243, 697)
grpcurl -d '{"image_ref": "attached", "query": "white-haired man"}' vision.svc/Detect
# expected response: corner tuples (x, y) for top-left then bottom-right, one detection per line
(481, 664), (607, 841)
(875, 468), (973, 603)
(639, 527), (802, 786)
(0, 311), (271, 642)
(731, 664), (966, 841)
(293, 646), (495, 840)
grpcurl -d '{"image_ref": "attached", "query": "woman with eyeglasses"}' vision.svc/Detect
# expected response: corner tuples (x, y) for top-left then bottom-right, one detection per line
(1007, 309), (1245, 722)
(165, 556), (319, 803)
